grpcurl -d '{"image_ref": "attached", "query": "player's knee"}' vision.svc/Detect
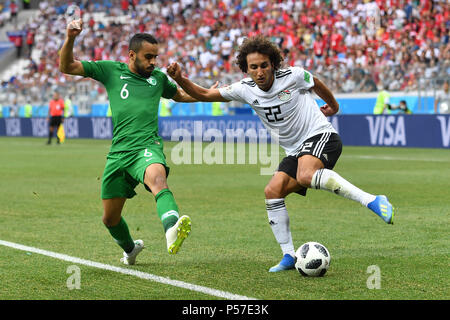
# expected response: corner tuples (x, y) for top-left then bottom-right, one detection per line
(149, 174), (167, 190)
(264, 184), (283, 199)
(102, 214), (120, 227)
(144, 165), (168, 189)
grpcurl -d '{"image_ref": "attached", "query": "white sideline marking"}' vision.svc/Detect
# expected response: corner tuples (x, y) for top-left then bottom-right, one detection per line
(342, 155), (449, 162)
(0, 239), (256, 300)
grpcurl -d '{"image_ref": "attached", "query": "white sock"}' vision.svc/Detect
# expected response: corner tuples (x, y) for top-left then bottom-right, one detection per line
(265, 198), (295, 258)
(311, 169), (376, 207)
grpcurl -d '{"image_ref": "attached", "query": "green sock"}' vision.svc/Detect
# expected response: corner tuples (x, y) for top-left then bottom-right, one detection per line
(155, 188), (180, 232)
(106, 217), (135, 253)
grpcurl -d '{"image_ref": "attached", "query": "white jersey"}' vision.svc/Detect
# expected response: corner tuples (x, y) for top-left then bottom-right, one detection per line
(219, 66), (337, 156)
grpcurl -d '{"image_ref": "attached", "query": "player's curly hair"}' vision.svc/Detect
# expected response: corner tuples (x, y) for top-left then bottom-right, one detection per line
(236, 36), (283, 73)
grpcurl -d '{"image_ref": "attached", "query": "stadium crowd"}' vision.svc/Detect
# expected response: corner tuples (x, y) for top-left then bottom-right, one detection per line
(1, 0), (449, 112)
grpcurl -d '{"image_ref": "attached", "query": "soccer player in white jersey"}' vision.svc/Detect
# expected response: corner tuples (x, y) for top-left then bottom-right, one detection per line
(167, 36), (394, 272)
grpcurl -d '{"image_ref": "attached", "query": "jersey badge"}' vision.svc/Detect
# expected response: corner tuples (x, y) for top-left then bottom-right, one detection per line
(278, 90), (291, 101)
(147, 77), (157, 86)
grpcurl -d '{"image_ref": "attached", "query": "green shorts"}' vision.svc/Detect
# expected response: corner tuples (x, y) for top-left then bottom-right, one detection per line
(101, 138), (169, 199)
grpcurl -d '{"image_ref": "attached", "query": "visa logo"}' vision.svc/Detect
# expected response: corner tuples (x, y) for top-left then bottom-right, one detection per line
(366, 116), (406, 146)
(91, 118), (112, 139)
(436, 116), (450, 148)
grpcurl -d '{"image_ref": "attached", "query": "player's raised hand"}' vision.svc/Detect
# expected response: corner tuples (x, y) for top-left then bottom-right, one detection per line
(209, 81), (219, 89)
(66, 19), (83, 39)
(167, 62), (182, 81)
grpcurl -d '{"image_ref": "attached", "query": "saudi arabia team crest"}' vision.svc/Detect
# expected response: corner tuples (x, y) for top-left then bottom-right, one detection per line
(147, 77), (157, 86)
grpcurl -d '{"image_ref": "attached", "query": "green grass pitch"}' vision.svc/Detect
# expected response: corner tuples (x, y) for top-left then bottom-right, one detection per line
(0, 137), (448, 300)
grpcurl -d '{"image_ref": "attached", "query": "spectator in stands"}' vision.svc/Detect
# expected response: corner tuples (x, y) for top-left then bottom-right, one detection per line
(10, 0), (18, 27)
(14, 34), (23, 58)
(23, 0), (31, 10)
(220, 35), (233, 62)
(121, 0), (130, 15)
(26, 57), (38, 73)
(361, 73), (378, 93)
(341, 73), (356, 93)
(26, 28), (35, 57)
(0, 4), (5, 28)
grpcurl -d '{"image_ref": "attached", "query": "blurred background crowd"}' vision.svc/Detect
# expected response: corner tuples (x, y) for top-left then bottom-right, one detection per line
(0, 0), (449, 114)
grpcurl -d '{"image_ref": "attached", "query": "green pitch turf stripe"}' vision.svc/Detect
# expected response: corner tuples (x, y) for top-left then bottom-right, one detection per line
(0, 239), (257, 300)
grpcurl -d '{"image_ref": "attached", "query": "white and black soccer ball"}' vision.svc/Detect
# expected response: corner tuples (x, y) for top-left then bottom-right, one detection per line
(295, 242), (331, 277)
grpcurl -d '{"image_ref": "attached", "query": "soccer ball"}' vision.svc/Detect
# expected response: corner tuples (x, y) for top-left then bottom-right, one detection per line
(295, 242), (331, 277)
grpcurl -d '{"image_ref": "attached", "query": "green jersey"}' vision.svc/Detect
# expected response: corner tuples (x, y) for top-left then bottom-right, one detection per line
(81, 60), (177, 153)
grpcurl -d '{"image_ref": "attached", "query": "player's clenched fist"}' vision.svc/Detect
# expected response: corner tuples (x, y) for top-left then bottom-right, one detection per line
(167, 62), (182, 81)
(67, 19), (83, 38)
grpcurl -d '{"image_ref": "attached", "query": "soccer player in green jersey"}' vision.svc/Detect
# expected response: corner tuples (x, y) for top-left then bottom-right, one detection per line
(59, 19), (196, 265)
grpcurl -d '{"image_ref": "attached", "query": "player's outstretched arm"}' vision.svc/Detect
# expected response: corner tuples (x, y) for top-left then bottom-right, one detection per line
(312, 76), (339, 117)
(59, 19), (85, 76)
(167, 62), (229, 102)
(172, 82), (219, 103)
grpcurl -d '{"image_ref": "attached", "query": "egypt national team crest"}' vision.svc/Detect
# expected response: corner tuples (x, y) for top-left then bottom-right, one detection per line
(278, 89), (291, 101)
(147, 76), (157, 86)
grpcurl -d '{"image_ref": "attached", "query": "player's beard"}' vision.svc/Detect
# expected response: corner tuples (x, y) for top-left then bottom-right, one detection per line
(134, 57), (154, 78)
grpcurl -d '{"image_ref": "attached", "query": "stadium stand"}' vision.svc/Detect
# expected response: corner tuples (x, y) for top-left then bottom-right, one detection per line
(0, 0), (449, 116)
